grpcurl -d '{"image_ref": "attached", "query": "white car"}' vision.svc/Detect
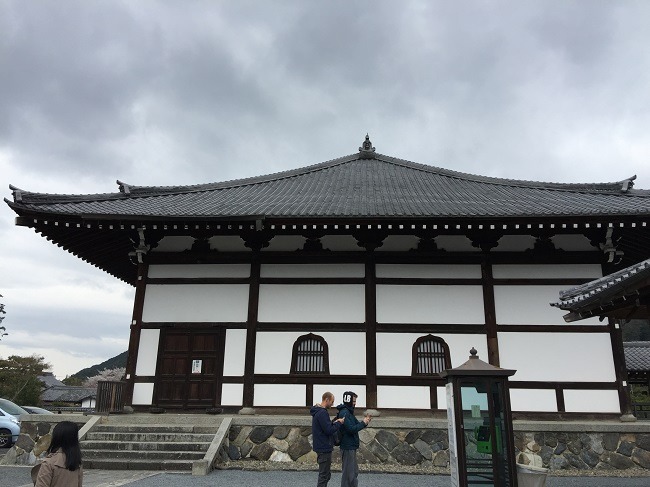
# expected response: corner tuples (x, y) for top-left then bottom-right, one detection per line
(0, 398), (27, 448)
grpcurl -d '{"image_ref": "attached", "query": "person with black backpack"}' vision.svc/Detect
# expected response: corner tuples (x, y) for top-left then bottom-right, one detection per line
(311, 391), (345, 487)
(337, 391), (371, 487)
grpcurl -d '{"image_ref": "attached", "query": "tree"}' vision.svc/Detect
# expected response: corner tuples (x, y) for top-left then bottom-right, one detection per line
(62, 375), (84, 386)
(0, 355), (50, 405)
(83, 367), (126, 388)
(622, 319), (650, 341)
(0, 294), (6, 340)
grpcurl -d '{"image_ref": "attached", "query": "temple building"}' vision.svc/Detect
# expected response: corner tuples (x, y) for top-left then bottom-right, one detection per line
(6, 135), (650, 415)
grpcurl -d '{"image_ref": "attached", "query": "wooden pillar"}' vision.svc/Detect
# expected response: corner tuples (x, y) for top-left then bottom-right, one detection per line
(365, 257), (378, 408)
(481, 259), (500, 367)
(609, 317), (633, 416)
(124, 262), (148, 406)
(242, 256), (261, 408)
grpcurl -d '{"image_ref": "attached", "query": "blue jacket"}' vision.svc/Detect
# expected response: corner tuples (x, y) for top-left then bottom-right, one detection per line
(336, 404), (366, 450)
(310, 404), (341, 453)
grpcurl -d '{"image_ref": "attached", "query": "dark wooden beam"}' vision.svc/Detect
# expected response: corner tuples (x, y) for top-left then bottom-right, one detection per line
(125, 263), (148, 406)
(243, 256), (261, 407)
(365, 257), (378, 409)
(481, 259), (500, 366)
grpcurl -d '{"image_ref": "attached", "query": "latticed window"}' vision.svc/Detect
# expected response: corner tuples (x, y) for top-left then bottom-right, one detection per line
(291, 333), (329, 374)
(412, 335), (451, 376)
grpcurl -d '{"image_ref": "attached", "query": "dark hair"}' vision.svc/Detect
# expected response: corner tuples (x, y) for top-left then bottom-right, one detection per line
(48, 421), (82, 471)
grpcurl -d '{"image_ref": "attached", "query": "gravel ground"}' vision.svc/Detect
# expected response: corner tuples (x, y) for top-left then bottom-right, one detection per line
(3, 465), (649, 487)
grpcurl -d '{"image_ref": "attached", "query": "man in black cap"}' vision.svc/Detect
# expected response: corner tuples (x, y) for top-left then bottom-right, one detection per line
(311, 391), (344, 487)
(336, 391), (371, 487)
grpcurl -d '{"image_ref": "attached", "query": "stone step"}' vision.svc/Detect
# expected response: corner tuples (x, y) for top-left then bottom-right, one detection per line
(81, 440), (210, 452)
(83, 458), (193, 471)
(100, 414), (225, 426)
(82, 449), (205, 461)
(84, 432), (215, 443)
(92, 424), (218, 434)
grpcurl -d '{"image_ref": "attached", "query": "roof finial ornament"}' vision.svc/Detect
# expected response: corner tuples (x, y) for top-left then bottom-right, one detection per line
(359, 133), (376, 159)
(469, 347), (478, 359)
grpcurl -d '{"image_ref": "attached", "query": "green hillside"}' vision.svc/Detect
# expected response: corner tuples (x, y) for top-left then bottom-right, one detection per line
(70, 351), (128, 379)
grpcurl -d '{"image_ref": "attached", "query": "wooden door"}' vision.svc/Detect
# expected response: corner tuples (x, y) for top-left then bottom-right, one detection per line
(154, 328), (225, 409)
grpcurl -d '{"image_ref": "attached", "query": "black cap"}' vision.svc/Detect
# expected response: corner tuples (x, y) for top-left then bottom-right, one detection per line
(342, 391), (357, 407)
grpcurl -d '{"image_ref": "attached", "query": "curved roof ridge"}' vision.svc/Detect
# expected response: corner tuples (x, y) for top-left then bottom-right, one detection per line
(124, 153), (360, 194)
(376, 154), (643, 194)
(8, 152), (650, 205)
(9, 153), (361, 204)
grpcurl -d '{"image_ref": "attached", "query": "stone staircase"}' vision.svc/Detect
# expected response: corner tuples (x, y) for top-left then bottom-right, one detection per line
(81, 415), (223, 471)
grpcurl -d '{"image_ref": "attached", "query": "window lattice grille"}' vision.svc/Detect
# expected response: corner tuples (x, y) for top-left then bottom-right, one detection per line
(294, 336), (326, 374)
(415, 338), (447, 375)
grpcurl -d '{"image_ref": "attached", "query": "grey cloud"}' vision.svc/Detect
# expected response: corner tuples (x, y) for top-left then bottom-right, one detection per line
(5, 305), (128, 341)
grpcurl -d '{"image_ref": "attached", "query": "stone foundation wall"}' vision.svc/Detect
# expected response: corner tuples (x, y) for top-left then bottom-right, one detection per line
(515, 431), (650, 471)
(224, 424), (450, 468)
(224, 420), (650, 472)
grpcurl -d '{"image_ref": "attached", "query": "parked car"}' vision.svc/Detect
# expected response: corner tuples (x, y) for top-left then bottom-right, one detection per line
(0, 398), (27, 448)
(21, 406), (53, 415)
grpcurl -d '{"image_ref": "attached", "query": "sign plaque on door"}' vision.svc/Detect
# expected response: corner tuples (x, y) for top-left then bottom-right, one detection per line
(192, 359), (203, 374)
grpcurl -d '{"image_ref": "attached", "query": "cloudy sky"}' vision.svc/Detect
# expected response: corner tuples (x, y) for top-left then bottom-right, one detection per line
(1, 1), (649, 379)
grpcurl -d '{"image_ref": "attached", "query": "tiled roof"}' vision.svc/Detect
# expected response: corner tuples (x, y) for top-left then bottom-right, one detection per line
(6, 149), (650, 220)
(624, 341), (650, 371)
(38, 373), (65, 388)
(551, 258), (650, 312)
(41, 386), (96, 403)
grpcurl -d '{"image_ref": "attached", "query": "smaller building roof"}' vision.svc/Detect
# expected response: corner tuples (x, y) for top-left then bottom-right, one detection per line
(37, 373), (65, 389)
(41, 386), (96, 403)
(624, 342), (650, 373)
(551, 258), (650, 322)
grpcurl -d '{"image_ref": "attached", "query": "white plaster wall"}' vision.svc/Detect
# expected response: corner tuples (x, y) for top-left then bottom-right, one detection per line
(148, 264), (251, 278)
(152, 236), (195, 252)
(82, 398), (96, 408)
(435, 236), (475, 252)
(492, 264), (602, 279)
(261, 264), (365, 278)
(376, 285), (485, 324)
(255, 332), (366, 375)
(132, 383), (154, 405)
(376, 264), (481, 279)
(376, 333), (488, 375)
(375, 235), (419, 252)
(221, 384), (244, 406)
(493, 235), (536, 252)
(135, 329), (160, 376)
(494, 285), (601, 325)
(254, 384), (305, 406)
(377, 386), (430, 409)
(263, 236), (306, 252)
(258, 285), (365, 322)
(509, 389), (558, 412)
(320, 235), (361, 251)
(209, 236), (250, 252)
(564, 390), (620, 413)
(551, 234), (596, 251)
(437, 387), (447, 410)
(142, 284), (249, 322)
(498, 332), (616, 382)
(223, 329), (247, 376)
(312, 385), (367, 408)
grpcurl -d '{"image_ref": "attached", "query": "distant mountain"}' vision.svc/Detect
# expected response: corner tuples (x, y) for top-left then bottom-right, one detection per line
(70, 351), (128, 379)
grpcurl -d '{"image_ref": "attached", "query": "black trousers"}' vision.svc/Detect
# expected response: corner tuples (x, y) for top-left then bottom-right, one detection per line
(317, 451), (332, 487)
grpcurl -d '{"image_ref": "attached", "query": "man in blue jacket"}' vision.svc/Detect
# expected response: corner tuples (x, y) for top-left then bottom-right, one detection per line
(311, 391), (344, 487)
(337, 391), (371, 487)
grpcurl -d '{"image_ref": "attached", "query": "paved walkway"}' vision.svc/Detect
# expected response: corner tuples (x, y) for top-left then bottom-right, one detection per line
(2, 466), (649, 487)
